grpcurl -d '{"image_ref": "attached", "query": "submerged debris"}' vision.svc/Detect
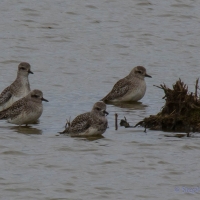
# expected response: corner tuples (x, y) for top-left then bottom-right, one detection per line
(120, 116), (134, 128)
(135, 79), (200, 133)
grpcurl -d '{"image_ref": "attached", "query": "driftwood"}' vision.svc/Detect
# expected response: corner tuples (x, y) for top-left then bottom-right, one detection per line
(135, 79), (200, 133)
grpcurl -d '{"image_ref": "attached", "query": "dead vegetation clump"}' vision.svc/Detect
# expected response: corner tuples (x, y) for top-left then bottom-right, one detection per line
(135, 79), (200, 132)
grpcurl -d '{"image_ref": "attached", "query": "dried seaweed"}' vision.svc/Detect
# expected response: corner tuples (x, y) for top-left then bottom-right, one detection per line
(135, 79), (200, 132)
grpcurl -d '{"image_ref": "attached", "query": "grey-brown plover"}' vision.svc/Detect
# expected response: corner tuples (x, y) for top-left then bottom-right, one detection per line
(101, 66), (151, 102)
(0, 62), (33, 111)
(61, 102), (108, 136)
(0, 90), (48, 125)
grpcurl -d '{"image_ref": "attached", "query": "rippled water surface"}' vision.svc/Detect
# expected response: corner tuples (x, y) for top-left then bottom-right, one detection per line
(0, 0), (200, 199)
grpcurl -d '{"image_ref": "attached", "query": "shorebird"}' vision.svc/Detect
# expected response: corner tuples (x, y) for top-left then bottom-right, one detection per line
(0, 62), (33, 111)
(0, 90), (48, 125)
(61, 102), (108, 136)
(101, 66), (151, 102)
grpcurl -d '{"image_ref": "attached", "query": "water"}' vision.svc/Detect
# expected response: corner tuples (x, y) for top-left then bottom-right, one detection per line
(0, 0), (200, 199)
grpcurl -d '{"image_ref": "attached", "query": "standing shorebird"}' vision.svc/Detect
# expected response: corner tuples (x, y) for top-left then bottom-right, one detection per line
(0, 90), (48, 125)
(0, 62), (33, 111)
(101, 66), (152, 102)
(61, 102), (108, 137)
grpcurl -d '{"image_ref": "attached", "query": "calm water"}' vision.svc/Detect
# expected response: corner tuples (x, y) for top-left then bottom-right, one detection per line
(0, 0), (200, 199)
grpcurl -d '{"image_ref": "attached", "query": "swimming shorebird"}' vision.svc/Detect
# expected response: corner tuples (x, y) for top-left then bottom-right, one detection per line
(101, 66), (151, 102)
(0, 90), (48, 125)
(61, 102), (108, 137)
(0, 62), (33, 111)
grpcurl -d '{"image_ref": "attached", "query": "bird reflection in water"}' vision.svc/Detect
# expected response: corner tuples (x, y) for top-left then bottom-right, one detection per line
(10, 125), (42, 135)
(57, 133), (104, 141)
(106, 101), (147, 110)
(75, 135), (105, 141)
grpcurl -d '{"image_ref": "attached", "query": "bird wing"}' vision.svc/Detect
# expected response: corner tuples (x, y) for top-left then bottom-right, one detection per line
(0, 97), (27, 120)
(97, 119), (108, 132)
(101, 78), (131, 101)
(63, 112), (91, 134)
(0, 87), (12, 106)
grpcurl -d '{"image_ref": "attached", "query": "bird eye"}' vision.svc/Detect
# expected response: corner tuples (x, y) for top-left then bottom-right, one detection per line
(138, 71), (142, 74)
(21, 67), (26, 70)
(96, 107), (101, 111)
(32, 95), (39, 98)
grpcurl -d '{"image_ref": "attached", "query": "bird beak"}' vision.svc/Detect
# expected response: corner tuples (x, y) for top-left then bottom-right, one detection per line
(28, 70), (34, 74)
(103, 110), (109, 116)
(41, 97), (49, 102)
(145, 73), (152, 78)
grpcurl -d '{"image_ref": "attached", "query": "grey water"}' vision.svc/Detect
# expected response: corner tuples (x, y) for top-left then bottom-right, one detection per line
(0, 0), (200, 199)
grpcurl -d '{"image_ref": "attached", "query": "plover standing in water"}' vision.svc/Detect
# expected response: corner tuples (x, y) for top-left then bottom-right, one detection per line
(61, 102), (108, 137)
(0, 90), (48, 125)
(0, 62), (33, 111)
(101, 66), (151, 102)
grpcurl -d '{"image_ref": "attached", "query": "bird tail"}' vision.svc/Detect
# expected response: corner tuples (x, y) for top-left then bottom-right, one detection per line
(58, 128), (69, 134)
(100, 97), (107, 102)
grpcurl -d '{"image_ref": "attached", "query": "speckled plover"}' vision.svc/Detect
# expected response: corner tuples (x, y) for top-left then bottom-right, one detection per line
(0, 62), (33, 111)
(101, 66), (151, 102)
(61, 102), (108, 136)
(0, 89), (48, 125)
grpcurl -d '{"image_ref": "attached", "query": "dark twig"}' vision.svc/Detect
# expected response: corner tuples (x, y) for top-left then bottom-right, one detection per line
(65, 117), (71, 129)
(195, 78), (199, 102)
(144, 125), (147, 133)
(115, 113), (118, 130)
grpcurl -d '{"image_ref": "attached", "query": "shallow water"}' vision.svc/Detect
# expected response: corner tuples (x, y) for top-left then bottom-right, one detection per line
(0, 0), (200, 199)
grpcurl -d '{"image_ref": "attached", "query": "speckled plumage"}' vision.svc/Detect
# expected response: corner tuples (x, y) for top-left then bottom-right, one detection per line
(0, 90), (48, 125)
(62, 102), (108, 136)
(101, 66), (151, 102)
(0, 62), (33, 111)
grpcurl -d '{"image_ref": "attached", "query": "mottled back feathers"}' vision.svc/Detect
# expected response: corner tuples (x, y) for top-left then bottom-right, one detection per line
(62, 102), (108, 136)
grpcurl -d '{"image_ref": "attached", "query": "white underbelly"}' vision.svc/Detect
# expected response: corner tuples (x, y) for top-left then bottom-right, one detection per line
(79, 127), (104, 136)
(122, 87), (146, 101)
(114, 82), (146, 102)
(8, 110), (42, 125)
